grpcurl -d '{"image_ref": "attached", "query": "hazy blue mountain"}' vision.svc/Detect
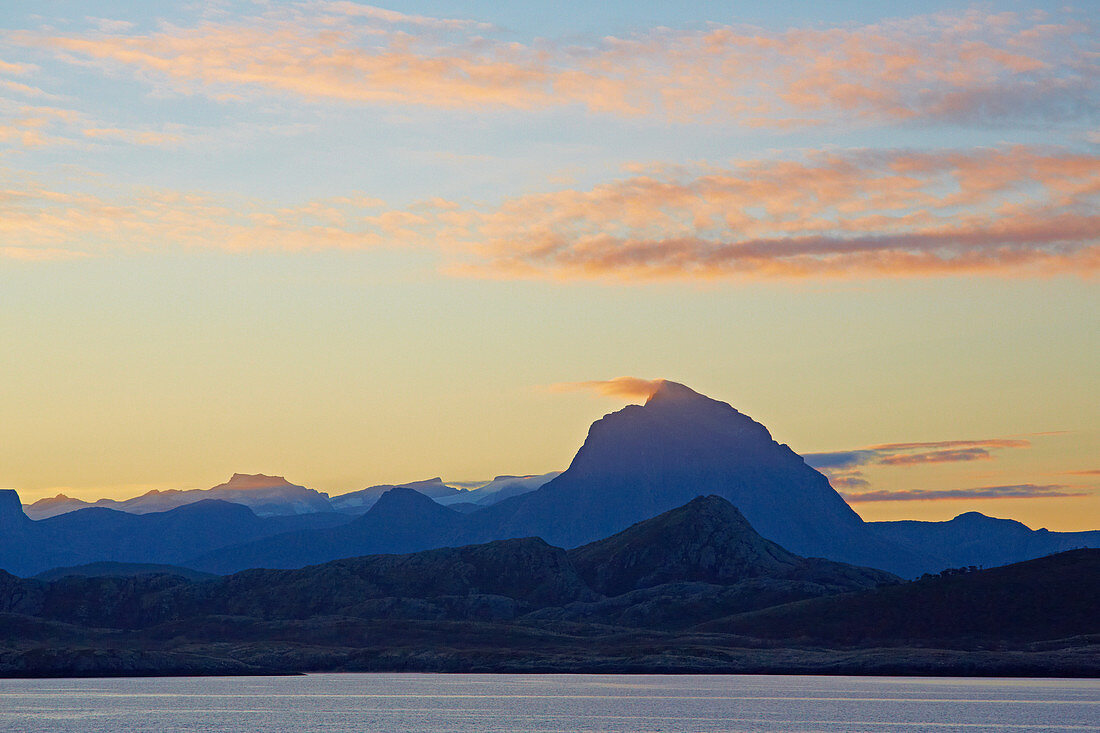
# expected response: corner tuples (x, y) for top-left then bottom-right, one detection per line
(23, 474), (334, 519)
(190, 487), (471, 573)
(470, 381), (926, 575)
(0, 494), (352, 577)
(871, 512), (1100, 571)
(435, 472), (561, 507)
(192, 382), (929, 575)
(3, 496), (893, 631)
(329, 477), (464, 514)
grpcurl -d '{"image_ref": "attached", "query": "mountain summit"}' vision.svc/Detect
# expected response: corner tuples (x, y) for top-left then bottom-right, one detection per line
(209, 474), (297, 491)
(0, 490), (29, 531)
(477, 380), (923, 575)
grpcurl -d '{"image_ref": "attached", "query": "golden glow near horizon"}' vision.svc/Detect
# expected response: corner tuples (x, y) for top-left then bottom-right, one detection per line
(0, 2), (1097, 531)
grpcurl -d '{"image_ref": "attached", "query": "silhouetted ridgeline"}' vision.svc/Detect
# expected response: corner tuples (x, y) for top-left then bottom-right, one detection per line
(1, 496), (1097, 678)
(4, 383), (1097, 581)
(3, 382), (1098, 677)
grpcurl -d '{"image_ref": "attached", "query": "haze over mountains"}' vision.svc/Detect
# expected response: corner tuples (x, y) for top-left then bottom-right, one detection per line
(3, 381), (1098, 580)
(23, 472), (559, 520)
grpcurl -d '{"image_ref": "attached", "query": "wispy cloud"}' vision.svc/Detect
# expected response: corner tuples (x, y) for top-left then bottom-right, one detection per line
(876, 448), (996, 465)
(806, 437), (1032, 470)
(842, 484), (1088, 502)
(806, 437), (1036, 494)
(0, 172), (437, 259)
(543, 377), (666, 400)
(4, 144), (1099, 281)
(8, 7), (1096, 126)
(448, 146), (1100, 281)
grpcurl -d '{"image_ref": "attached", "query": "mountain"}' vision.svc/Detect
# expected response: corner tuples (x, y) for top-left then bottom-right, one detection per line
(435, 473), (561, 507)
(189, 488), (471, 573)
(871, 512), (1100, 571)
(329, 477), (463, 514)
(471, 381), (925, 575)
(22, 474), (333, 519)
(3, 496), (892, 630)
(191, 382), (931, 575)
(568, 496), (895, 596)
(698, 549), (1100, 645)
(0, 490), (30, 532)
(0, 495), (352, 577)
(183, 381), (1094, 578)
(5, 501), (1094, 677)
(18, 494), (91, 520)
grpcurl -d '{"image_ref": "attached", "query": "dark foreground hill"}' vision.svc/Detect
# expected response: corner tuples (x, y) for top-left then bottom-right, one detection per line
(697, 548), (1100, 646)
(1, 497), (1096, 678)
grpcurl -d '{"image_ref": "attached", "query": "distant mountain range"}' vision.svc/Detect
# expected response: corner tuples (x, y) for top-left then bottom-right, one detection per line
(23, 471), (553, 521)
(4, 381), (1098, 580)
(0, 491), (350, 577)
(435, 473), (561, 508)
(2, 495), (1095, 677)
(22, 474), (332, 519)
(183, 382), (926, 576)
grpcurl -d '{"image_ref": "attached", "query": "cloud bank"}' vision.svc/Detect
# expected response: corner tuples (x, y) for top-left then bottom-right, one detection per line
(4, 145), (1098, 281)
(9, 6), (1097, 127)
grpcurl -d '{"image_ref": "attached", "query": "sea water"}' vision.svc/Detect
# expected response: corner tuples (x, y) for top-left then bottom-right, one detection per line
(0, 673), (1097, 732)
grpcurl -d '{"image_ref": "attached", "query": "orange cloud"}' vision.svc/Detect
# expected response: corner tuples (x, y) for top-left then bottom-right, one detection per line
(877, 448), (994, 465)
(842, 484), (1087, 502)
(807, 436), (1038, 493)
(5, 144), (1100, 281)
(867, 439), (1031, 451)
(545, 377), (666, 400)
(449, 146), (1100, 281)
(0, 170), (447, 259)
(9, 7), (1096, 125)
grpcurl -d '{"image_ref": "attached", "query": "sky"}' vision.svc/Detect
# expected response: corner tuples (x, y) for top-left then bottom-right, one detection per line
(0, 1), (1097, 530)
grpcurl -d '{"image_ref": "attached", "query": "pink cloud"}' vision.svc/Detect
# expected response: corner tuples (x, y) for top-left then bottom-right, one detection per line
(807, 436), (1039, 493)
(842, 484), (1087, 502)
(448, 146), (1100, 281)
(877, 448), (995, 465)
(544, 377), (667, 400)
(9, 7), (1095, 126)
(4, 144), (1098, 283)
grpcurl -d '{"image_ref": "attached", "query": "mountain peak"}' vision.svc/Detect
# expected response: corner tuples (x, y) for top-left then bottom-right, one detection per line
(568, 494), (801, 595)
(643, 379), (704, 405)
(370, 486), (453, 514)
(0, 489), (30, 529)
(213, 473), (295, 491)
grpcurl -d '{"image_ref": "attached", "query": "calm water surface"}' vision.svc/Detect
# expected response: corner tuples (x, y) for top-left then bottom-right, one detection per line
(1, 673), (1097, 733)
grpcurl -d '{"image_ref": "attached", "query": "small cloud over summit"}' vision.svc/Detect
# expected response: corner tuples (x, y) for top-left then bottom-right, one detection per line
(545, 377), (667, 400)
